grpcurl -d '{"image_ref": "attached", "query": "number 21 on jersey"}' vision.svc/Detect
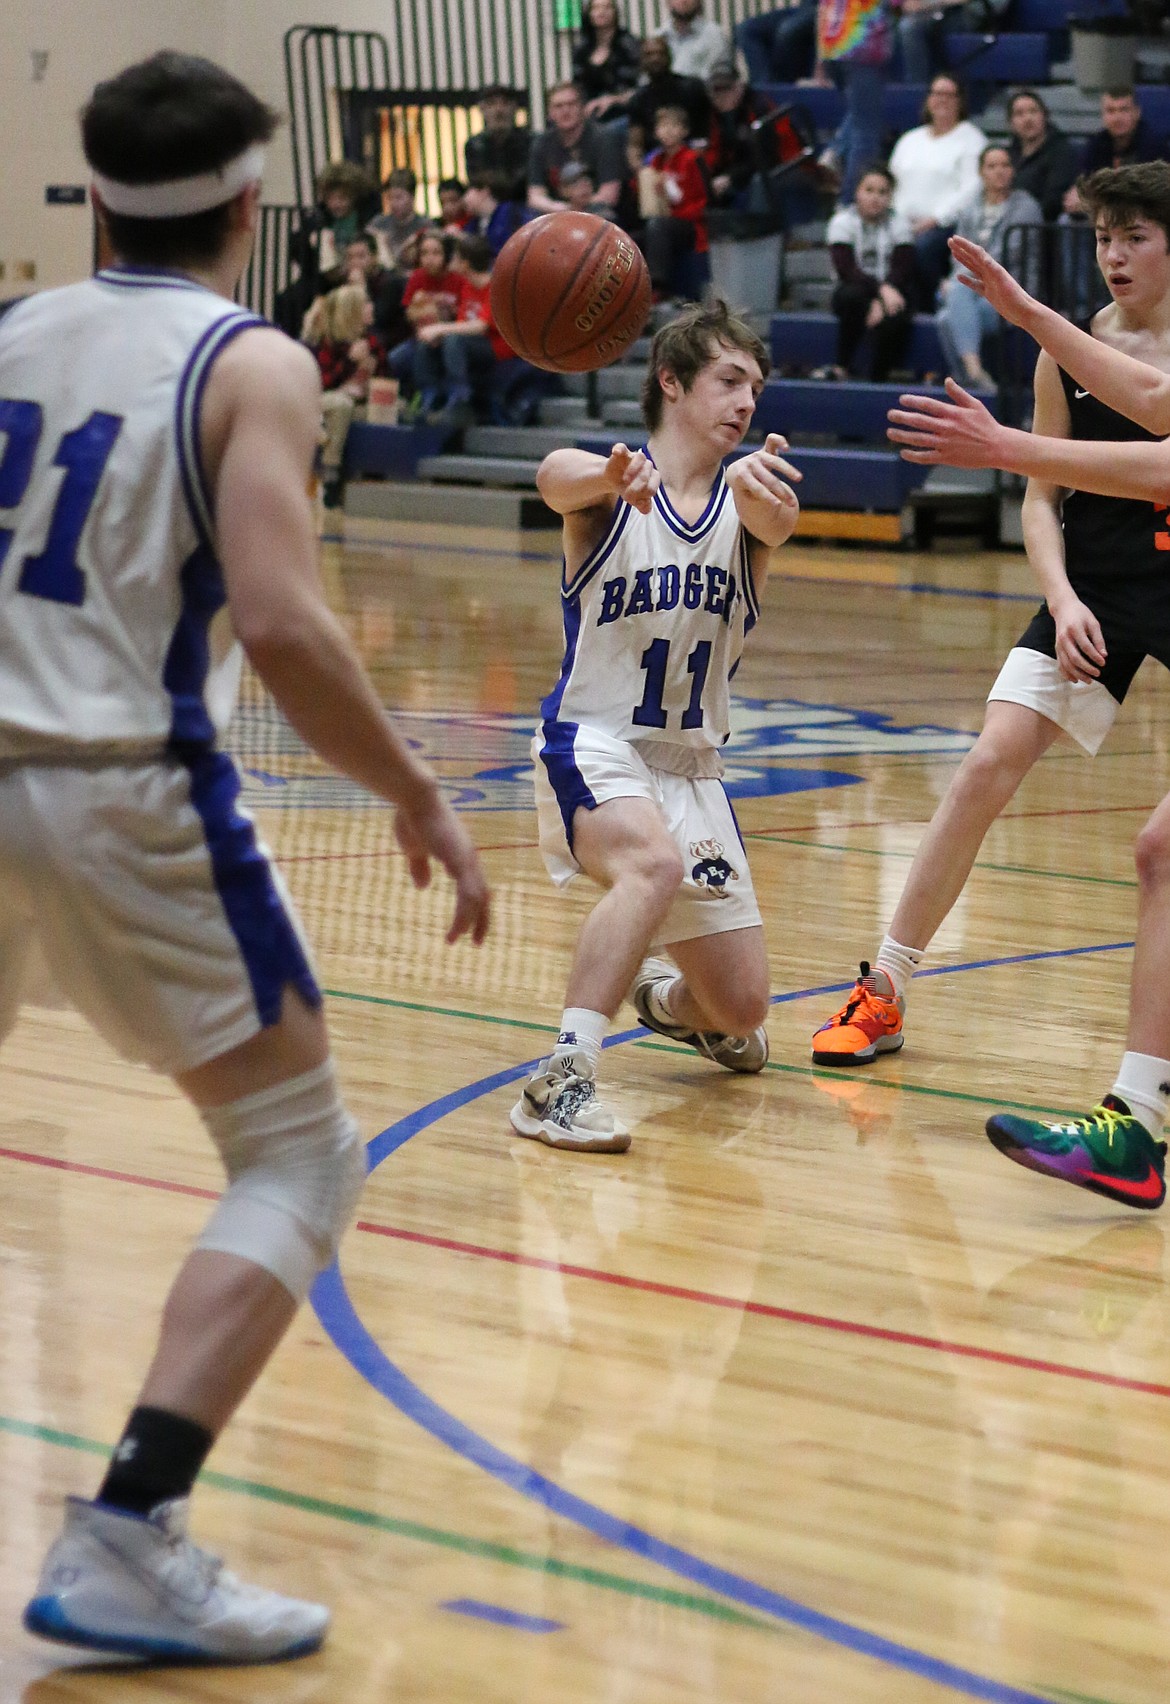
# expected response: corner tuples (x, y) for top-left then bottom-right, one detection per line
(0, 398), (123, 605)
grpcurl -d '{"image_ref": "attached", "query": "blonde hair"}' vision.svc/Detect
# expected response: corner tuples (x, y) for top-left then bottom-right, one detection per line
(304, 282), (368, 346)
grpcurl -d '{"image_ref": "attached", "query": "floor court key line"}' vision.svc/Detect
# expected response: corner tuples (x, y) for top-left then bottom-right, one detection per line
(312, 945), (1138, 1704)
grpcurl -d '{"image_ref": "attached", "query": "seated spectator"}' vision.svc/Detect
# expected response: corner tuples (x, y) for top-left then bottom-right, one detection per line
(824, 162), (915, 380)
(735, 0), (817, 87)
(403, 230), (461, 329)
(1005, 88), (1080, 222)
(438, 177), (471, 232)
(888, 74), (986, 304)
(276, 160), (378, 337)
(302, 283), (386, 508)
(936, 144), (1041, 390)
(661, 0), (733, 82)
(573, 0), (643, 124)
(703, 58), (821, 225)
(626, 36), (711, 165)
(465, 85), (531, 205)
(464, 171), (526, 256)
(411, 233), (515, 430)
(369, 168), (433, 269)
(641, 104), (709, 300)
(1073, 86), (1170, 192)
(528, 80), (625, 214)
(333, 233), (409, 350)
(561, 161), (618, 219)
(895, 0), (1011, 87)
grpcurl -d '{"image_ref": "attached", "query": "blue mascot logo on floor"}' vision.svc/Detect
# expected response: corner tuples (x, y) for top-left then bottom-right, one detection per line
(229, 695), (976, 811)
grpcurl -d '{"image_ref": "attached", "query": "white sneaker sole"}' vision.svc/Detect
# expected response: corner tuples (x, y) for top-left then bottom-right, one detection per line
(23, 1595), (325, 1664)
(509, 1099), (631, 1153)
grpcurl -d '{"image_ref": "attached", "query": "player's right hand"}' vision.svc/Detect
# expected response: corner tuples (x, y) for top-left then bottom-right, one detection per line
(606, 443), (660, 513)
(394, 791), (491, 946)
(1051, 592), (1107, 683)
(948, 237), (1035, 328)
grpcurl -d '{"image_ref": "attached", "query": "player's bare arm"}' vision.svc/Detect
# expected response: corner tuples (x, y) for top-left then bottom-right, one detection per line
(205, 328), (490, 944)
(888, 376), (1170, 504)
(1021, 352), (1107, 683)
(537, 443), (660, 576)
(726, 432), (801, 584)
(950, 235), (1170, 436)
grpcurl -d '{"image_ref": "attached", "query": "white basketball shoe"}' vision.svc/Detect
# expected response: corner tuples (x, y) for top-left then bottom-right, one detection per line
(510, 1046), (631, 1152)
(630, 958), (769, 1073)
(23, 1496), (329, 1663)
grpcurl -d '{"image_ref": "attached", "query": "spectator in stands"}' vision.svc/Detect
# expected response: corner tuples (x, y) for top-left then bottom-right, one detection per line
(1073, 86), (1169, 188)
(277, 160), (379, 336)
(627, 36), (711, 164)
(410, 234), (513, 431)
(888, 73), (986, 303)
(369, 168), (433, 269)
(823, 161), (915, 380)
(895, 0), (1012, 87)
(704, 58), (767, 209)
(660, 0), (733, 82)
(736, 0), (818, 87)
(403, 230), (461, 328)
(1005, 88), (1080, 222)
(561, 161), (619, 219)
(464, 170), (526, 256)
(573, 0), (643, 124)
(815, 0), (894, 205)
(936, 143), (1041, 390)
(336, 233), (410, 350)
(438, 178), (471, 232)
(529, 81), (626, 214)
(465, 85), (531, 205)
(641, 104), (709, 300)
(303, 283), (387, 508)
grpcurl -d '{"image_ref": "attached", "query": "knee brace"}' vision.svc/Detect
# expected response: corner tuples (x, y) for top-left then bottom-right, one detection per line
(197, 1061), (367, 1302)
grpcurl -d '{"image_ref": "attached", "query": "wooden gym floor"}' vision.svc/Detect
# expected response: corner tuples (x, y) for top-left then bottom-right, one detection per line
(3, 514), (1169, 1704)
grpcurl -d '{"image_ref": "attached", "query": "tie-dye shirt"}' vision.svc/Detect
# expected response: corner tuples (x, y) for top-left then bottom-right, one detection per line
(817, 0), (892, 65)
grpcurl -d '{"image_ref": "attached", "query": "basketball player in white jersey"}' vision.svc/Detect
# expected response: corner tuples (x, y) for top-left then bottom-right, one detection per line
(512, 302), (801, 1152)
(0, 53), (488, 1661)
(886, 216), (1170, 1210)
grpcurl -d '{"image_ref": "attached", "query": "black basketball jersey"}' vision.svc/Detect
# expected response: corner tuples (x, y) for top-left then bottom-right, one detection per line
(1058, 333), (1170, 589)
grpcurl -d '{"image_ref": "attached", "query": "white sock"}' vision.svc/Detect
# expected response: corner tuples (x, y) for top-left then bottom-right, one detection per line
(874, 936), (925, 1003)
(1110, 1051), (1170, 1136)
(555, 1007), (608, 1076)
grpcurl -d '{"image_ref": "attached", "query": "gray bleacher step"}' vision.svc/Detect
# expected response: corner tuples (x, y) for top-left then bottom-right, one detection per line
(416, 453), (542, 486)
(464, 425), (566, 458)
(539, 396), (593, 426)
(784, 246), (832, 283)
(788, 280), (836, 311)
(600, 399), (644, 427)
(596, 365), (644, 401)
(346, 479), (555, 528)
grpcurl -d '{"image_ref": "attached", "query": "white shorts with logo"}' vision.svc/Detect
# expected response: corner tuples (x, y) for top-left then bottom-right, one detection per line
(987, 646), (1118, 756)
(532, 724), (762, 948)
(0, 752), (321, 1075)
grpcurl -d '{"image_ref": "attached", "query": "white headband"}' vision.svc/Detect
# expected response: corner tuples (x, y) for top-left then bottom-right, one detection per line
(92, 143), (266, 218)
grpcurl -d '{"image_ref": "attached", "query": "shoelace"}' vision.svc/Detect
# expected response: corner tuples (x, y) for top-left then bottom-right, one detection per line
(1058, 1103), (1129, 1148)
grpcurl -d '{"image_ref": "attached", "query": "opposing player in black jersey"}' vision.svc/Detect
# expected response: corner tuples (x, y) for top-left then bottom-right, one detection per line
(812, 162), (1170, 1091)
(884, 161), (1170, 1209)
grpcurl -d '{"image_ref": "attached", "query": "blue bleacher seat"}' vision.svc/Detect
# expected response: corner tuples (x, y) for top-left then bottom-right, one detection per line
(344, 421), (450, 478)
(753, 379), (957, 440)
(770, 312), (945, 376)
(945, 32), (1050, 82)
(1136, 87), (1170, 142)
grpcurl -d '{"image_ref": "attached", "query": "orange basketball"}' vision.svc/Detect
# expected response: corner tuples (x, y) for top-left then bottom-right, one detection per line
(490, 211), (652, 374)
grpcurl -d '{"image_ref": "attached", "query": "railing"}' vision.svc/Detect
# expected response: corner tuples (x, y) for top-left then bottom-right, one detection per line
(992, 221), (1109, 425)
(237, 204), (299, 323)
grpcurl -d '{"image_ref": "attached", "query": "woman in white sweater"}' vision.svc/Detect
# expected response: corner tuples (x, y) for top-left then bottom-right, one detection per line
(889, 73), (987, 304)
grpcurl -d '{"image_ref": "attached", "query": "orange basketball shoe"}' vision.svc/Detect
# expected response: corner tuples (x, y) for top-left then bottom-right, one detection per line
(812, 962), (905, 1066)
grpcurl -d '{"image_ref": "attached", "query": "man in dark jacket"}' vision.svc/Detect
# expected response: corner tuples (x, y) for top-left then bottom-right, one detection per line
(1006, 88), (1079, 222)
(626, 36), (711, 161)
(465, 85), (531, 205)
(1076, 86), (1169, 183)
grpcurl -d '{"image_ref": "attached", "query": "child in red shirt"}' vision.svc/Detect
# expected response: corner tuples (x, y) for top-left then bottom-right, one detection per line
(412, 233), (512, 428)
(643, 104), (708, 300)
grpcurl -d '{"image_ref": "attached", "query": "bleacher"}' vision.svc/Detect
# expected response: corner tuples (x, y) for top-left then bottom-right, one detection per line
(338, 1), (1166, 547)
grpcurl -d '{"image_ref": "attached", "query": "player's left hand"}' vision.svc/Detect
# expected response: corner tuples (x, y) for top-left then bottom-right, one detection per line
(887, 378), (1004, 467)
(728, 432), (801, 511)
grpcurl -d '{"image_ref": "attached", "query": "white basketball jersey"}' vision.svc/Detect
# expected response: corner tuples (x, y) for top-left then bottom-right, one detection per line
(542, 470), (759, 752)
(0, 268), (264, 760)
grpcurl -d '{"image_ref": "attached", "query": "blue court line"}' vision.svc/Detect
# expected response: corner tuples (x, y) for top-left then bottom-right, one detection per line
(323, 530), (1037, 603)
(313, 939), (1135, 1704)
(441, 1598), (565, 1633)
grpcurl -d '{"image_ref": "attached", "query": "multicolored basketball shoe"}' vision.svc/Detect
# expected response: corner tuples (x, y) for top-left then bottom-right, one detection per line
(985, 1095), (1167, 1210)
(510, 1046), (631, 1153)
(811, 963), (904, 1066)
(630, 958), (769, 1073)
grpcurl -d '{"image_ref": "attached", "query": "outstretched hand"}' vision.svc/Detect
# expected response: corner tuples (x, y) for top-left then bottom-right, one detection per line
(887, 378), (1005, 468)
(948, 236), (1036, 329)
(394, 789), (491, 945)
(606, 443), (660, 513)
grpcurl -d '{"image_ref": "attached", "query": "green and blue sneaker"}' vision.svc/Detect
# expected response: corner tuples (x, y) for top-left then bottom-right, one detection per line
(985, 1095), (1166, 1210)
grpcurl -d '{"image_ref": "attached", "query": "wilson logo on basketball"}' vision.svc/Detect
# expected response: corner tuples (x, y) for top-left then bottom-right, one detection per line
(574, 240), (637, 333)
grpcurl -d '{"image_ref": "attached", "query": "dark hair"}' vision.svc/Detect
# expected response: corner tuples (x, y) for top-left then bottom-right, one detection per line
(416, 228), (451, 263)
(456, 233), (493, 272)
(316, 159), (375, 201)
(979, 142), (1013, 168)
(641, 299), (769, 431)
(384, 167), (418, 195)
(579, 0), (625, 50)
(923, 75), (967, 124)
(857, 162), (894, 188)
(1103, 84), (1138, 102)
(479, 83), (518, 103)
(469, 169), (513, 201)
(345, 231), (378, 255)
(1008, 86), (1048, 119)
(81, 51), (278, 268)
(438, 177), (467, 198)
(1078, 160), (1170, 248)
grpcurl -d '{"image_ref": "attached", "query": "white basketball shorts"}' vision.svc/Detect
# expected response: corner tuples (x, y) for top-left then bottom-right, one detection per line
(532, 723), (762, 947)
(0, 752), (321, 1074)
(987, 645), (1118, 756)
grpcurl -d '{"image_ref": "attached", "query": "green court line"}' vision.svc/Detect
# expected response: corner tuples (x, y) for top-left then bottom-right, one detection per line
(324, 987), (560, 1035)
(0, 1414), (772, 1632)
(744, 835), (1136, 890)
(1047, 1690), (1132, 1704)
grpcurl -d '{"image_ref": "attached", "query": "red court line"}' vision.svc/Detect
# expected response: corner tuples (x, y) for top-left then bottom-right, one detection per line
(4, 1141), (1166, 1403)
(747, 801), (1157, 838)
